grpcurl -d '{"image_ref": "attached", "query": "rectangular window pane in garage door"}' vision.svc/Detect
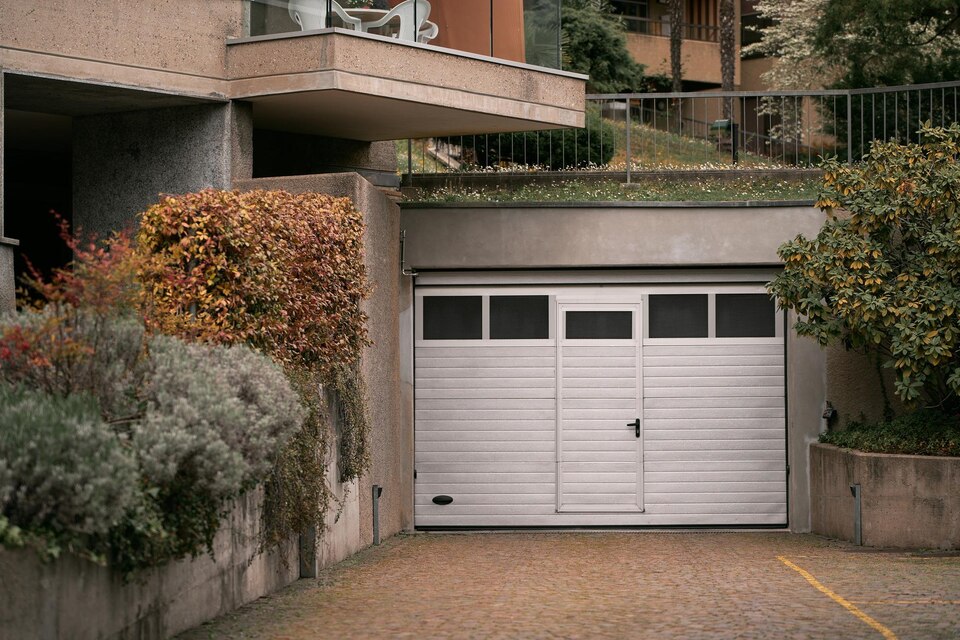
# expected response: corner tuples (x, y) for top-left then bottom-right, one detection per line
(422, 296), (482, 340)
(565, 311), (633, 339)
(648, 294), (708, 338)
(716, 294), (776, 337)
(490, 295), (549, 339)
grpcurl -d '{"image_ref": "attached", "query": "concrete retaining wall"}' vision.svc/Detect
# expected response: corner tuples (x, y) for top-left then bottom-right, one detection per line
(0, 488), (300, 640)
(811, 443), (960, 549)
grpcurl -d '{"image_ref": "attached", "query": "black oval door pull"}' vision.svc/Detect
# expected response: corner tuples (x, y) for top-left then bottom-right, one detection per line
(433, 495), (454, 505)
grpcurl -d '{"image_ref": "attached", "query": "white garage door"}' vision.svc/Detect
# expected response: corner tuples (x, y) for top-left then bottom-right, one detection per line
(414, 282), (787, 527)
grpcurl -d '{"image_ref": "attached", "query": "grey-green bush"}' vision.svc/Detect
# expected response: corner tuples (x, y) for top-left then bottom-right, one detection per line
(0, 387), (140, 556)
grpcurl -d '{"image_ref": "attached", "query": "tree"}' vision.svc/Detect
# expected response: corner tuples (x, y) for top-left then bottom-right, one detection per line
(741, 0), (831, 90)
(719, 0), (736, 117)
(561, 0), (648, 93)
(816, 0), (960, 88)
(769, 124), (960, 408)
(668, 0), (683, 91)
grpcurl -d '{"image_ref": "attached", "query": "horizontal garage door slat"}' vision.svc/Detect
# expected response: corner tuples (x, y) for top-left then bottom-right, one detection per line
(417, 387), (557, 400)
(416, 451), (555, 463)
(644, 344), (782, 356)
(416, 346), (556, 358)
(646, 396), (783, 409)
(417, 377), (557, 389)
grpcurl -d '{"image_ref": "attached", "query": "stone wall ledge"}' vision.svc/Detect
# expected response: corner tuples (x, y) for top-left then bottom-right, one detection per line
(811, 443), (960, 549)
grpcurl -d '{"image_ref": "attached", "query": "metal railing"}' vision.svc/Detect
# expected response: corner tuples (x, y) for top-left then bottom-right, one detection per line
(619, 15), (720, 42)
(401, 80), (960, 179)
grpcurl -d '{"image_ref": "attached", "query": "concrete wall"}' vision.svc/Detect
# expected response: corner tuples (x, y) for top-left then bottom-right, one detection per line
(0, 488), (300, 640)
(0, 0), (242, 80)
(400, 202), (823, 269)
(811, 443), (960, 549)
(235, 173), (410, 543)
(73, 102), (250, 237)
(826, 345), (906, 428)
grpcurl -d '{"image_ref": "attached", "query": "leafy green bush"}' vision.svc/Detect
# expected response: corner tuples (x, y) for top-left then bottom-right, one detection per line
(0, 387), (140, 561)
(820, 410), (960, 457)
(0, 311), (305, 572)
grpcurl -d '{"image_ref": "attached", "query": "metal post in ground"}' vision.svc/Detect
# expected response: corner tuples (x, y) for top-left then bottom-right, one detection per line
(372, 484), (383, 545)
(846, 93), (853, 164)
(625, 98), (632, 184)
(849, 483), (862, 546)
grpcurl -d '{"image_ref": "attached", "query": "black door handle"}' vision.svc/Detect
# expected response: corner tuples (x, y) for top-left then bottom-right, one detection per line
(626, 418), (640, 438)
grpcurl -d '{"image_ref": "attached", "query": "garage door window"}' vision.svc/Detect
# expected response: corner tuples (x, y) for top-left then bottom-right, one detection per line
(490, 295), (549, 339)
(423, 296), (482, 340)
(716, 294), (776, 337)
(565, 311), (633, 339)
(648, 294), (708, 338)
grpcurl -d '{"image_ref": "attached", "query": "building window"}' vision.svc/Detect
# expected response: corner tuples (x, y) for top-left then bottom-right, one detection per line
(423, 296), (482, 340)
(565, 311), (633, 339)
(648, 294), (708, 338)
(716, 294), (776, 337)
(490, 295), (550, 339)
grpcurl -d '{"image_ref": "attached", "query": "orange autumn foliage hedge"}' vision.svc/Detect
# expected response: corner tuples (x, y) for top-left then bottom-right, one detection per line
(137, 189), (370, 374)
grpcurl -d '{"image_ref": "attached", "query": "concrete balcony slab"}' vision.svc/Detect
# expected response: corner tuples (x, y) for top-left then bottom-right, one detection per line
(226, 30), (586, 141)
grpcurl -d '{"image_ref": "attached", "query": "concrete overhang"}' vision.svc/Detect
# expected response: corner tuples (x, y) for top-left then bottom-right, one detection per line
(226, 30), (587, 141)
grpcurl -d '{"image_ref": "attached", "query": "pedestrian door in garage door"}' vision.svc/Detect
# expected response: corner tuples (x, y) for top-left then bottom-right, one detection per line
(557, 301), (643, 512)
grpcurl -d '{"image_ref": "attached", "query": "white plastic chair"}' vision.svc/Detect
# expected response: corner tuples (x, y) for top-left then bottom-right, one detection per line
(360, 0), (432, 42)
(288, 0), (363, 31)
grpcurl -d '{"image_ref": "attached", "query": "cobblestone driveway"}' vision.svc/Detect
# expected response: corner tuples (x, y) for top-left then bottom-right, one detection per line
(179, 532), (960, 640)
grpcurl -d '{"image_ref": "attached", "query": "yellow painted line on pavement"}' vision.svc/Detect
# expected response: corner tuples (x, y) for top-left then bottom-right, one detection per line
(851, 600), (960, 606)
(777, 556), (898, 640)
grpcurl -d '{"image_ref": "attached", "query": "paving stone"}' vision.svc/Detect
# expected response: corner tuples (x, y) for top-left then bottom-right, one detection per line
(177, 532), (960, 640)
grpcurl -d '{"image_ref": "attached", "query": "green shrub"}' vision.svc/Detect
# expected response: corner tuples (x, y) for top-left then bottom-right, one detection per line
(111, 336), (304, 571)
(820, 410), (960, 457)
(0, 387), (140, 560)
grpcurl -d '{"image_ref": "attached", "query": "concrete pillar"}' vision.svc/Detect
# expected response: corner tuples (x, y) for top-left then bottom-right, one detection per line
(0, 69), (17, 313)
(72, 102), (252, 236)
(786, 310), (827, 532)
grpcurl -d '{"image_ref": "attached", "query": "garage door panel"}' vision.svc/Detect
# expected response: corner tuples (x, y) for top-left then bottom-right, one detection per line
(644, 354), (784, 366)
(645, 428), (786, 441)
(560, 451), (639, 463)
(645, 460), (785, 472)
(645, 386), (784, 398)
(561, 398), (638, 410)
(645, 376), (783, 388)
(644, 491), (786, 504)
(417, 387), (557, 400)
(417, 398), (557, 410)
(644, 344), (782, 356)
(650, 502), (787, 515)
(417, 430), (555, 442)
(415, 493), (555, 506)
(561, 378), (636, 388)
(416, 504), (559, 516)
(562, 356), (637, 367)
(645, 396), (783, 409)
(416, 409), (556, 421)
(646, 470), (786, 483)
(417, 482), (557, 494)
(416, 451), (556, 463)
(644, 407), (784, 419)
(646, 449), (785, 462)
(416, 346), (556, 358)
(561, 367), (638, 378)
(417, 356), (557, 368)
(645, 439), (784, 451)
(418, 462), (555, 474)
(562, 429), (637, 442)
(421, 472), (555, 484)
(646, 365), (784, 377)
(417, 440), (557, 452)
(646, 481), (784, 493)
(417, 420), (556, 431)
(417, 367), (556, 379)
(417, 377), (558, 389)
(562, 346), (636, 357)
(561, 387), (638, 399)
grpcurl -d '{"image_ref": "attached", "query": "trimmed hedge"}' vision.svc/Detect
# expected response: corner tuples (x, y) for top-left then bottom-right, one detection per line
(820, 410), (960, 457)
